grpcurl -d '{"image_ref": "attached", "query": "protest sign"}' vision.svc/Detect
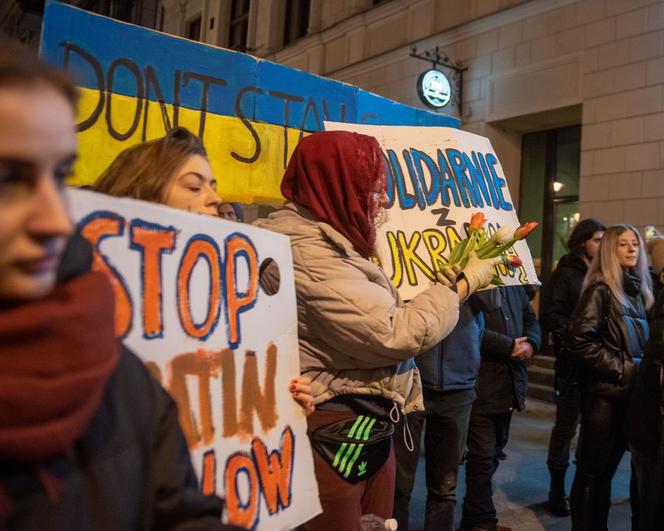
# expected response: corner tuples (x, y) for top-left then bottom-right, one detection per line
(325, 122), (540, 300)
(41, 2), (458, 204)
(67, 188), (321, 530)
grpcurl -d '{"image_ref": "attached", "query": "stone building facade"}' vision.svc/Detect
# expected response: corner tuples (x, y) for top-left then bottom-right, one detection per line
(155, 0), (664, 277)
(4, 0), (662, 275)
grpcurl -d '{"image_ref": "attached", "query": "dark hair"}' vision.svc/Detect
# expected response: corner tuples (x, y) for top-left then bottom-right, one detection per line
(0, 39), (77, 108)
(568, 218), (606, 256)
(95, 127), (207, 203)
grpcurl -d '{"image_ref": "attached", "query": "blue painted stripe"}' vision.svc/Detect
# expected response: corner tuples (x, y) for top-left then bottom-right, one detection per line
(40, 1), (460, 131)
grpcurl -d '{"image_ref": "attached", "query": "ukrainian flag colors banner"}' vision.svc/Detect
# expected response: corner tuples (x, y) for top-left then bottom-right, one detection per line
(40, 2), (459, 204)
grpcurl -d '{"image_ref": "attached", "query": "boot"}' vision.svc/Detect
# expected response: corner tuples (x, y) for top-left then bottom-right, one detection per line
(547, 467), (570, 517)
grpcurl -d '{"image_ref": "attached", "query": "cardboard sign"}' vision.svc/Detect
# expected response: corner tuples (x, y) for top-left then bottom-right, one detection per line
(325, 122), (540, 300)
(67, 188), (321, 530)
(41, 2), (458, 204)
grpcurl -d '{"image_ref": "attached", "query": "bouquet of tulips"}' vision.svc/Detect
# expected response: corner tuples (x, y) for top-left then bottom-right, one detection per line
(439, 212), (538, 286)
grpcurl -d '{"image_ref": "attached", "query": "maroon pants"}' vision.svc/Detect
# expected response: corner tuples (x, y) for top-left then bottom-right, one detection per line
(300, 409), (396, 531)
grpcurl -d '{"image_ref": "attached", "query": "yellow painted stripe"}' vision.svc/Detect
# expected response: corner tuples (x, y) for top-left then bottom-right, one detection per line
(71, 87), (308, 204)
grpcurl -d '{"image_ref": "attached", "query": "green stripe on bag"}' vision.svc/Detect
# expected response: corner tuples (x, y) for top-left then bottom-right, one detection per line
(332, 443), (348, 468)
(347, 416), (365, 439)
(362, 418), (377, 441)
(355, 416), (372, 440)
(343, 443), (365, 478)
(338, 443), (356, 472)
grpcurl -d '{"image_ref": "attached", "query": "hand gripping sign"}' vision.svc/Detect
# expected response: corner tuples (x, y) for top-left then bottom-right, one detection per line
(325, 122), (540, 300)
(68, 188), (321, 530)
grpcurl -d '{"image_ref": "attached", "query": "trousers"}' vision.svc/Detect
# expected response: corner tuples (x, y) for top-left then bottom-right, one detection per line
(301, 409), (395, 531)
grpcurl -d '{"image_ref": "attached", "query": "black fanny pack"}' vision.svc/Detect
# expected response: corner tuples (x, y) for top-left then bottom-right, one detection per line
(310, 414), (394, 484)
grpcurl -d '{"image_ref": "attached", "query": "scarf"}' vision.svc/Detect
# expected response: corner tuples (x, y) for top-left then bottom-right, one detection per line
(0, 272), (120, 461)
(281, 131), (385, 258)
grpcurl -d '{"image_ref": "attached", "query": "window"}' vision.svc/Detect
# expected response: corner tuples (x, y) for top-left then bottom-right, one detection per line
(519, 125), (581, 283)
(229, 0), (250, 51)
(283, 0), (310, 46)
(187, 15), (202, 41)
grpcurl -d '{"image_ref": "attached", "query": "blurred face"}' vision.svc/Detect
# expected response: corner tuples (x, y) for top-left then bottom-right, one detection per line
(584, 231), (604, 259)
(0, 84), (76, 302)
(617, 230), (639, 268)
(162, 154), (220, 216)
(218, 203), (238, 221)
(368, 162), (388, 227)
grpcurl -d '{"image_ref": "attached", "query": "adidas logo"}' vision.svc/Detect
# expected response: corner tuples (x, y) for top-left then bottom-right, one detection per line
(331, 415), (377, 479)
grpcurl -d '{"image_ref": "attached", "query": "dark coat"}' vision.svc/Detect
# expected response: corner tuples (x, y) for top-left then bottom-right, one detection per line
(0, 346), (231, 531)
(472, 286), (541, 415)
(539, 253), (588, 342)
(0, 234), (234, 531)
(539, 253), (588, 391)
(568, 273), (649, 398)
(629, 286), (664, 460)
(417, 290), (499, 392)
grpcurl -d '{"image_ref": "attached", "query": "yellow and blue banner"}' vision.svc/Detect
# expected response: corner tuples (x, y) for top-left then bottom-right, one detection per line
(40, 1), (459, 203)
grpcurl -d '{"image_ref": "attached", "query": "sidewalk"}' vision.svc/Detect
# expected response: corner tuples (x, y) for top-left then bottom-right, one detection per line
(407, 399), (632, 530)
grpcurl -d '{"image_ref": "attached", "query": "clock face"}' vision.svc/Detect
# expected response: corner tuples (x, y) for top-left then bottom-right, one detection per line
(418, 69), (452, 108)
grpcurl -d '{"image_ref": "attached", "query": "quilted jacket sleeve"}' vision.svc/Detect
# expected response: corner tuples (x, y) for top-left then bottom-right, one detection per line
(567, 283), (623, 383)
(301, 270), (460, 368)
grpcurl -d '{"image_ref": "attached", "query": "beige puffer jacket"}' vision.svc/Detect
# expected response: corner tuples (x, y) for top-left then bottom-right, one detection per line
(255, 204), (460, 414)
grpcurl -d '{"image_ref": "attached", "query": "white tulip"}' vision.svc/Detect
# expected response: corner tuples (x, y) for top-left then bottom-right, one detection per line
(493, 225), (514, 244)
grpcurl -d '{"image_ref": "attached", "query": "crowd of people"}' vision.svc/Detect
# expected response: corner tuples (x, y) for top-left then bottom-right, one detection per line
(2, 41), (664, 531)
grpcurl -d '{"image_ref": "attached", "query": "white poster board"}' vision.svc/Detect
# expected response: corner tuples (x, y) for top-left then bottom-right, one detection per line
(325, 122), (540, 300)
(67, 188), (321, 530)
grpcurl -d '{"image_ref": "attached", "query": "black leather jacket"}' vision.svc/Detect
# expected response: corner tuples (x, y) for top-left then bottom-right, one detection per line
(568, 272), (649, 397)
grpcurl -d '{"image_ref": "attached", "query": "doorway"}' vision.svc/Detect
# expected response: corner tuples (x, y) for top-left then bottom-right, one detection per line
(519, 125), (581, 284)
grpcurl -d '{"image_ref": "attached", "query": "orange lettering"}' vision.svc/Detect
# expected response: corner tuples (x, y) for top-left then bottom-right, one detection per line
(201, 450), (217, 496)
(129, 221), (176, 339)
(177, 236), (222, 339)
(252, 426), (294, 514)
(78, 212), (132, 337)
(224, 234), (258, 349)
(168, 348), (238, 447)
(224, 452), (259, 529)
(239, 344), (278, 436)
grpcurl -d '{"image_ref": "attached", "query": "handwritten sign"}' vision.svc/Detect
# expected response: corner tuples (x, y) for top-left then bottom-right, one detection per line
(325, 122), (539, 299)
(41, 2), (458, 204)
(67, 188), (321, 530)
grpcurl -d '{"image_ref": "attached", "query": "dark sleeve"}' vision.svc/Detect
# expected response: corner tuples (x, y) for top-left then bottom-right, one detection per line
(117, 348), (238, 531)
(480, 328), (515, 362)
(522, 290), (542, 352)
(567, 284), (623, 383)
(150, 392), (232, 530)
(539, 267), (570, 338)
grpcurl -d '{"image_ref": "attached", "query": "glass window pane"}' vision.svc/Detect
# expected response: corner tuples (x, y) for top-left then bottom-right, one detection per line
(554, 126), (580, 198)
(553, 202), (579, 263)
(519, 131), (547, 261)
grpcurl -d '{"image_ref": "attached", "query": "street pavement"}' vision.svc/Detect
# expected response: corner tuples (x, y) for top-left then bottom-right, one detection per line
(407, 399), (632, 530)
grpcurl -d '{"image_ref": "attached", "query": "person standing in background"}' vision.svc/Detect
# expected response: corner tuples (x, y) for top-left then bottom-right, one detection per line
(460, 285), (541, 531)
(94, 128), (314, 415)
(567, 225), (651, 530)
(218, 202), (244, 222)
(393, 291), (499, 531)
(540, 218), (605, 516)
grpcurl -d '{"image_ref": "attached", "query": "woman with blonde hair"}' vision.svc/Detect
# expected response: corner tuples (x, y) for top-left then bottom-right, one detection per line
(568, 224), (652, 530)
(95, 128), (314, 414)
(95, 127), (222, 216)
